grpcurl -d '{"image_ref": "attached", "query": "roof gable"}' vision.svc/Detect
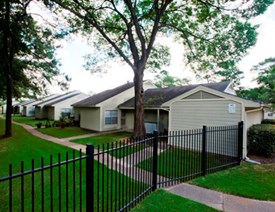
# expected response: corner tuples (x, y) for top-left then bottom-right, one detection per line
(120, 81), (231, 108)
(168, 85), (261, 108)
(34, 92), (78, 107)
(45, 92), (82, 106)
(72, 82), (135, 107)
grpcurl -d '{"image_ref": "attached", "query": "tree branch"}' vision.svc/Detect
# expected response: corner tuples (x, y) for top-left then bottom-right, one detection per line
(52, 0), (135, 69)
(124, 0), (146, 55)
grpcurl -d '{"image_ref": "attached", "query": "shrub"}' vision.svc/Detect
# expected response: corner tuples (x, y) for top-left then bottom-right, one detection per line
(35, 122), (42, 129)
(262, 119), (275, 125)
(248, 124), (275, 157)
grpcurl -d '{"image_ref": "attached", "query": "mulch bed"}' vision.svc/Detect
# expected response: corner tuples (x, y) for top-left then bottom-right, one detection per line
(247, 152), (275, 164)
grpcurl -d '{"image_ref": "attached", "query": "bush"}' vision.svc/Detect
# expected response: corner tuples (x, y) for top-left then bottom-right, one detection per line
(248, 124), (275, 157)
(262, 119), (275, 125)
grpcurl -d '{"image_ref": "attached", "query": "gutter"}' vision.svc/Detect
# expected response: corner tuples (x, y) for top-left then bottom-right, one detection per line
(245, 107), (263, 113)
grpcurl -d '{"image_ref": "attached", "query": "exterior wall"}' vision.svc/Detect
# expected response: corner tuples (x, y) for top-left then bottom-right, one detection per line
(48, 107), (55, 120)
(35, 107), (42, 119)
(170, 99), (242, 131)
(41, 107), (49, 119)
(169, 99), (243, 157)
(264, 109), (275, 120)
(124, 110), (134, 131)
(245, 110), (263, 129)
(79, 107), (101, 131)
(99, 87), (135, 131)
(49, 93), (89, 120)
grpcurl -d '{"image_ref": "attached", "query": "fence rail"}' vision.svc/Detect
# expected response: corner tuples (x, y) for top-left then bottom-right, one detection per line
(0, 122), (243, 211)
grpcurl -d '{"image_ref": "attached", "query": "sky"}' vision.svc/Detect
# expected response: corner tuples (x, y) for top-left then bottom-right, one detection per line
(50, 3), (275, 95)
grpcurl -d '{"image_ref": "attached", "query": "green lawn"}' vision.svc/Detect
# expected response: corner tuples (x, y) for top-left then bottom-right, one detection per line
(137, 146), (235, 179)
(72, 131), (132, 146)
(0, 119), (145, 211)
(131, 189), (219, 212)
(72, 132), (145, 158)
(38, 127), (94, 138)
(11, 115), (43, 127)
(191, 162), (275, 201)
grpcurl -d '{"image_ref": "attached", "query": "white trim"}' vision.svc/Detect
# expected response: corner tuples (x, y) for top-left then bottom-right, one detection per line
(163, 86), (260, 108)
(224, 81), (237, 95)
(246, 107), (264, 113)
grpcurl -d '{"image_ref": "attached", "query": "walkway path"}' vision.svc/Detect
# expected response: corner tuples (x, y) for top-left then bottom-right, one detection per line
(15, 122), (88, 152)
(6, 119), (275, 211)
(165, 183), (275, 212)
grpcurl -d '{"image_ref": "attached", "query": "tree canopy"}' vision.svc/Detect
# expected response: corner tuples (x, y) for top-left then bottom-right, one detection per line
(238, 57), (275, 107)
(0, 0), (69, 136)
(154, 70), (189, 88)
(46, 0), (274, 136)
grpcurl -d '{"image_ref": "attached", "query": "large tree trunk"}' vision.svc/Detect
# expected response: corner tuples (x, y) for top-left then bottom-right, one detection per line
(5, 68), (13, 137)
(133, 68), (145, 137)
(4, 0), (12, 137)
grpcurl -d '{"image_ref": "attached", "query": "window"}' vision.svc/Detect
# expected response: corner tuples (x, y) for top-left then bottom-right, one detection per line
(61, 108), (72, 118)
(105, 110), (118, 125)
(268, 112), (273, 117)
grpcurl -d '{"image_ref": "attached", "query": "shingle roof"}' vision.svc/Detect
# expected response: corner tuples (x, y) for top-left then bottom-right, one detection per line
(119, 81), (230, 107)
(20, 99), (37, 106)
(34, 95), (63, 106)
(72, 82), (135, 107)
(34, 92), (77, 107)
(45, 92), (81, 106)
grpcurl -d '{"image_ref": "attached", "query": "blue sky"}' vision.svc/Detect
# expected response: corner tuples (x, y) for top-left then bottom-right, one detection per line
(51, 3), (275, 94)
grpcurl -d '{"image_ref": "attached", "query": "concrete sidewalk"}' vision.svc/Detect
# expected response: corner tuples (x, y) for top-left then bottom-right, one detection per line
(165, 183), (275, 212)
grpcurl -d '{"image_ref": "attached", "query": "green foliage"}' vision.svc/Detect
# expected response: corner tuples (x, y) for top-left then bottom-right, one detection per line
(238, 57), (275, 106)
(0, 0), (70, 99)
(48, 0), (274, 78)
(248, 124), (275, 157)
(154, 70), (190, 88)
(262, 119), (275, 125)
(253, 57), (275, 105)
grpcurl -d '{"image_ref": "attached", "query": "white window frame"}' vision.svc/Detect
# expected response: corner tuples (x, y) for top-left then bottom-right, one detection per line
(104, 110), (118, 125)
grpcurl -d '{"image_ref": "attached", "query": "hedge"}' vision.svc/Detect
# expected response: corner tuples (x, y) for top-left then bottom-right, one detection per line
(248, 124), (275, 157)
(262, 119), (275, 125)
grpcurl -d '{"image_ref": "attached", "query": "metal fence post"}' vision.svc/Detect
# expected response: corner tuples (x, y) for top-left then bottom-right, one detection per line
(152, 130), (158, 191)
(86, 144), (94, 212)
(238, 121), (244, 164)
(201, 126), (207, 176)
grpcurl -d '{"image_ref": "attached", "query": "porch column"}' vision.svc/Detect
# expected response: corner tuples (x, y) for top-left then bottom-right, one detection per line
(157, 109), (160, 132)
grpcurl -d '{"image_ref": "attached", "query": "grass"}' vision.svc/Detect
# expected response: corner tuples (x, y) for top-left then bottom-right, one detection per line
(131, 189), (219, 212)
(0, 119), (144, 211)
(191, 162), (275, 201)
(11, 115), (43, 127)
(72, 132), (145, 158)
(37, 127), (94, 138)
(72, 131), (132, 146)
(137, 146), (235, 179)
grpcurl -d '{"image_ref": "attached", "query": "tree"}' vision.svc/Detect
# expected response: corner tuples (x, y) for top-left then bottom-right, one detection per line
(239, 57), (275, 106)
(47, 0), (274, 136)
(154, 70), (189, 88)
(0, 0), (69, 137)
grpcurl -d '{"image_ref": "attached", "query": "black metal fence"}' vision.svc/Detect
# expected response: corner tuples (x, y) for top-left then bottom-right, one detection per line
(0, 122), (243, 211)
